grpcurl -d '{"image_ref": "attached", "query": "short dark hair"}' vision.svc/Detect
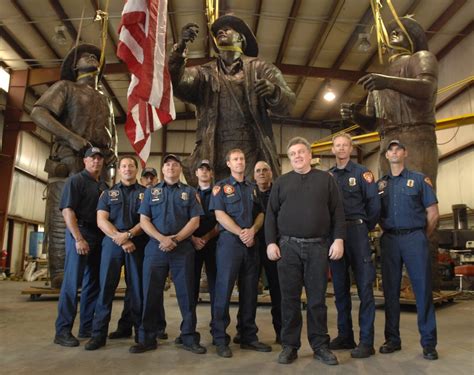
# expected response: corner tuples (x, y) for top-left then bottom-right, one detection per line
(225, 148), (245, 161)
(118, 155), (138, 168)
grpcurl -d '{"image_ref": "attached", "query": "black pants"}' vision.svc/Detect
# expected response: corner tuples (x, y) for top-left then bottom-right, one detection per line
(278, 237), (330, 350)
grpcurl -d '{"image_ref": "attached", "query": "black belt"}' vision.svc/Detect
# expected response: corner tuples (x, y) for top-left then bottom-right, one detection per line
(346, 219), (364, 226)
(385, 227), (424, 235)
(281, 235), (326, 244)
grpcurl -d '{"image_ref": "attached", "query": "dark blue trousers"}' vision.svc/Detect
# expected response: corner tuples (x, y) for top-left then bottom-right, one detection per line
(380, 230), (437, 348)
(278, 237), (330, 350)
(330, 223), (375, 345)
(55, 228), (102, 336)
(91, 237), (144, 339)
(138, 239), (198, 346)
(194, 237), (217, 332)
(212, 231), (260, 346)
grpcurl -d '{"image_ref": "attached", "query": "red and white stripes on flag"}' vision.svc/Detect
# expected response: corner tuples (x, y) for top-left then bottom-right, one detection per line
(117, 0), (175, 166)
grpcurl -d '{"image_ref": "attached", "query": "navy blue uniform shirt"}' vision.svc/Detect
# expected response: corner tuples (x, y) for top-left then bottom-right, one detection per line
(97, 182), (146, 231)
(377, 168), (437, 230)
(59, 169), (108, 225)
(209, 176), (263, 231)
(329, 160), (380, 230)
(138, 181), (203, 235)
(194, 186), (217, 237)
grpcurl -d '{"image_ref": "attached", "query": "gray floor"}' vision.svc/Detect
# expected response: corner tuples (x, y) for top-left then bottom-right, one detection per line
(1, 280), (473, 375)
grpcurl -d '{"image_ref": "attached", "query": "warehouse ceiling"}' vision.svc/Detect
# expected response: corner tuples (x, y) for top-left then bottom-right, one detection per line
(0, 0), (472, 129)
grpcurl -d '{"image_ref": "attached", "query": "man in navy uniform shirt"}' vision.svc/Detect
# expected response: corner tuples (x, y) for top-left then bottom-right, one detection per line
(210, 149), (271, 358)
(328, 133), (380, 358)
(108, 167), (168, 341)
(378, 140), (439, 360)
(85, 156), (146, 350)
(130, 154), (206, 354)
(54, 147), (108, 347)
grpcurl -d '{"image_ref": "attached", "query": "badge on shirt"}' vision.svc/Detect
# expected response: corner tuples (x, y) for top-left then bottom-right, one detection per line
(363, 171), (374, 184)
(181, 192), (189, 201)
(223, 184), (235, 196)
(109, 190), (120, 201)
(407, 179), (415, 188)
(212, 185), (221, 196)
(349, 177), (357, 186)
(424, 176), (433, 188)
(378, 180), (387, 193)
(138, 193), (144, 201)
(151, 187), (162, 202)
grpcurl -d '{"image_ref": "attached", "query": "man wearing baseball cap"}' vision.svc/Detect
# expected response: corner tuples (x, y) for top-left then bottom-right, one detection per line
(141, 167), (159, 188)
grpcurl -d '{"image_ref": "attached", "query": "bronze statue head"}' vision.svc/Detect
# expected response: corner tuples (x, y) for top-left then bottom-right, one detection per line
(387, 17), (429, 53)
(211, 15), (258, 56)
(60, 44), (104, 81)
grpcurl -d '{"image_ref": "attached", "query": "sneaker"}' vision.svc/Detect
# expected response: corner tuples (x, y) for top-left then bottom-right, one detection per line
(423, 347), (438, 360)
(329, 335), (356, 350)
(240, 341), (272, 352)
(313, 347), (339, 366)
(54, 332), (79, 347)
(216, 345), (232, 358)
(278, 347), (298, 364)
(351, 343), (375, 358)
(379, 341), (401, 354)
(84, 336), (106, 351)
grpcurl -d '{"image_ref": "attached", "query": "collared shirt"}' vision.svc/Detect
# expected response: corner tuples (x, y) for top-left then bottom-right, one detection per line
(378, 168), (437, 230)
(97, 182), (146, 231)
(329, 160), (380, 230)
(59, 169), (108, 225)
(209, 176), (263, 231)
(138, 181), (203, 236)
(193, 185), (217, 237)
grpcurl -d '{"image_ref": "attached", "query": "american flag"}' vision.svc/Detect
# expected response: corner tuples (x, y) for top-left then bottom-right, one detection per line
(117, 0), (175, 165)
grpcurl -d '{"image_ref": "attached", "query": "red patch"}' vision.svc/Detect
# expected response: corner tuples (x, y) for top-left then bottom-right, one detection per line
(212, 186), (221, 196)
(223, 184), (235, 195)
(363, 171), (374, 184)
(424, 177), (433, 188)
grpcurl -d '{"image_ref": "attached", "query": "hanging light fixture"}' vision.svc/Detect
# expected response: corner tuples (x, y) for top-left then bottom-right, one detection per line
(0, 66), (10, 93)
(358, 33), (371, 52)
(52, 25), (67, 46)
(323, 81), (336, 102)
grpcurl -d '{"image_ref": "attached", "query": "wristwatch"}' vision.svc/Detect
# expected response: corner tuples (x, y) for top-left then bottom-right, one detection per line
(127, 231), (134, 239)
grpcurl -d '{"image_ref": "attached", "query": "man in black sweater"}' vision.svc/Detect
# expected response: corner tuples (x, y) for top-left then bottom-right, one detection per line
(265, 137), (346, 365)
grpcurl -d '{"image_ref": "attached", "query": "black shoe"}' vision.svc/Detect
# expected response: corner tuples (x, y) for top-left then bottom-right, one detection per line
(278, 347), (298, 364)
(108, 330), (132, 339)
(78, 332), (91, 339)
(423, 347), (438, 360)
(129, 342), (157, 353)
(240, 341), (272, 352)
(157, 330), (168, 340)
(329, 335), (356, 350)
(313, 347), (339, 366)
(54, 332), (80, 347)
(351, 343), (375, 358)
(216, 345), (233, 358)
(182, 343), (207, 354)
(232, 333), (241, 344)
(84, 336), (106, 351)
(174, 336), (183, 345)
(379, 341), (401, 354)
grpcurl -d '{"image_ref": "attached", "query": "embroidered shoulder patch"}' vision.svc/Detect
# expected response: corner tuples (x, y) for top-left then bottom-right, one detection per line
(223, 184), (235, 195)
(424, 176), (433, 188)
(212, 185), (221, 196)
(363, 171), (374, 184)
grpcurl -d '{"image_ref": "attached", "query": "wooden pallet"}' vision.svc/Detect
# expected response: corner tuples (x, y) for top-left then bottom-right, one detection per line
(373, 290), (461, 306)
(21, 286), (126, 301)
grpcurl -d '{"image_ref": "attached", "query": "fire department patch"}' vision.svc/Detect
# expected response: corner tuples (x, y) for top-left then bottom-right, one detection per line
(109, 190), (120, 201)
(424, 177), (433, 187)
(407, 179), (415, 188)
(349, 177), (357, 186)
(223, 185), (235, 195)
(151, 188), (162, 196)
(362, 171), (374, 183)
(378, 180), (387, 191)
(212, 185), (221, 196)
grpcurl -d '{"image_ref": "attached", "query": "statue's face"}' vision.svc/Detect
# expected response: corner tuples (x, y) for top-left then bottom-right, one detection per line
(389, 27), (411, 50)
(215, 26), (243, 48)
(75, 52), (99, 72)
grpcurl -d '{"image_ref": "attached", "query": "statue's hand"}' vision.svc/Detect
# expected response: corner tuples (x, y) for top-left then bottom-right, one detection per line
(180, 23), (199, 46)
(357, 73), (391, 91)
(340, 103), (356, 122)
(69, 134), (89, 152)
(255, 79), (276, 98)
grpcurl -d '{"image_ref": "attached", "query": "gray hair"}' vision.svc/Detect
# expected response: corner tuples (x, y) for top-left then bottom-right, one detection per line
(287, 137), (312, 155)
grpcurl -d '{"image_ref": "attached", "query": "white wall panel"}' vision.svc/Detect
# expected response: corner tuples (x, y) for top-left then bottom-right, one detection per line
(8, 172), (46, 223)
(15, 131), (49, 181)
(9, 222), (25, 275)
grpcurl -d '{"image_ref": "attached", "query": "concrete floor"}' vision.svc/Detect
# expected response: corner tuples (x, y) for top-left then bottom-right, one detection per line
(1, 280), (473, 375)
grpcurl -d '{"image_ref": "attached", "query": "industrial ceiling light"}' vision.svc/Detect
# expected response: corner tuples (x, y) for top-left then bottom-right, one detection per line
(323, 81), (336, 102)
(52, 25), (67, 46)
(0, 66), (10, 93)
(358, 33), (371, 52)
